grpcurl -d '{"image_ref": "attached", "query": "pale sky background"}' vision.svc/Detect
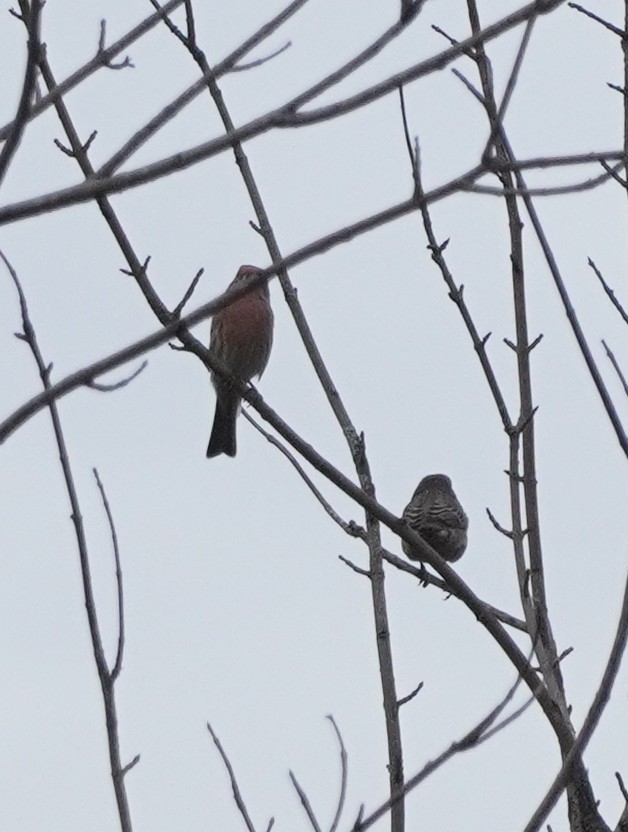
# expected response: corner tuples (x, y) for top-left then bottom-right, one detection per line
(0, 1), (627, 831)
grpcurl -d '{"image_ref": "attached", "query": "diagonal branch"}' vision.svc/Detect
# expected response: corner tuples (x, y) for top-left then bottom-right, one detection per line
(0, 0), (42, 189)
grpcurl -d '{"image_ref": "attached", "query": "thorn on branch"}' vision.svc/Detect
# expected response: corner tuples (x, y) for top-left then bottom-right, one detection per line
(486, 507), (514, 539)
(528, 333), (544, 352)
(504, 468), (524, 483)
(352, 804), (365, 832)
(54, 130), (97, 157)
(428, 237), (449, 256)
(121, 754), (140, 777)
(338, 555), (370, 577)
(398, 681), (424, 707)
(504, 337), (517, 352)
(249, 220), (263, 236)
(480, 332), (492, 347)
(513, 406), (539, 434)
(120, 256), (150, 278)
(99, 20), (134, 69)
(448, 283), (463, 303)
(607, 82), (625, 95)
(555, 646), (574, 665)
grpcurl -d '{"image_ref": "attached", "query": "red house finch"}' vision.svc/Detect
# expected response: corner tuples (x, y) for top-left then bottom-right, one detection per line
(206, 265), (274, 458)
(402, 474), (468, 563)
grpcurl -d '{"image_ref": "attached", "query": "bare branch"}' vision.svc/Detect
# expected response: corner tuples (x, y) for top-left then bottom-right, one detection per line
(397, 682), (424, 708)
(0, 0), (184, 142)
(523, 567), (628, 832)
(93, 469), (125, 682)
(567, 2), (625, 36)
(0, 0), (42, 188)
(587, 258), (628, 325)
(0, 1), (565, 224)
(486, 507), (514, 539)
(172, 268), (204, 317)
(326, 716), (348, 832)
(289, 771), (323, 832)
(602, 340), (628, 397)
(354, 662), (534, 831)
(230, 41), (292, 72)
(1, 248), (136, 832)
(98, 19), (134, 69)
(338, 555), (370, 577)
(244, 411), (366, 539)
(207, 723), (258, 832)
(87, 360), (148, 392)
(397, 86), (513, 432)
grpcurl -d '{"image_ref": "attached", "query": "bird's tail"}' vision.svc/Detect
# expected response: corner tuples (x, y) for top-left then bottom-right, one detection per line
(206, 393), (240, 458)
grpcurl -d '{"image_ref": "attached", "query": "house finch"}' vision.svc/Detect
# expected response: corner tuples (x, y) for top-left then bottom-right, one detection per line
(402, 474), (468, 564)
(206, 265), (274, 458)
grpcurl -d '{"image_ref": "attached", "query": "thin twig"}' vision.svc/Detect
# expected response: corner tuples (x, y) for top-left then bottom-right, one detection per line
(397, 682), (423, 708)
(587, 258), (628, 325)
(244, 411), (366, 539)
(326, 716), (348, 832)
(0, 1), (564, 224)
(172, 268), (204, 317)
(523, 568), (628, 832)
(207, 723), (258, 832)
(398, 85), (512, 432)
(93, 469), (126, 681)
(1, 248), (136, 832)
(231, 42), (292, 72)
(87, 360), (148, 391)
(0, 0), (184, 142)
(602, 340), (628, 397)
(567, 2), (624, 36)
(353, 661), (535, 831)
(99, 0), (312, 176)
(0, 0), (42, 188)
(289, 771), (323, 832)
(338, 555), (370, 577)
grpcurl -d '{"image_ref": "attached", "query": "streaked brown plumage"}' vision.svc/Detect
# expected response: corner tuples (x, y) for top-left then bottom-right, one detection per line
(206, 265), (274, 458)
(402, 474), (468, 563)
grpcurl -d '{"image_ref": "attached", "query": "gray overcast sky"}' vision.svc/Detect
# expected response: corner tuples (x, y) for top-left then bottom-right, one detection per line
(1, 1), (627, 830)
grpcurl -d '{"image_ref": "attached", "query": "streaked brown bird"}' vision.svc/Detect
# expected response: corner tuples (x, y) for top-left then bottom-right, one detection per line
(206, 265), (274, 458)
(402, 474), (468, 564)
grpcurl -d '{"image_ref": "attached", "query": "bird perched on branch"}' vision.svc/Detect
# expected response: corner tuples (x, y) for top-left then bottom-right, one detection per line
(402, 474), (468, 564)
(206, 265), (274, 458)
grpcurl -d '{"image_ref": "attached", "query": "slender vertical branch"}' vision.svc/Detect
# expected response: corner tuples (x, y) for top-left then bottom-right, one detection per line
(2, 251), (136, 832)
(0, 0), (42, 188)
(151, 4), (406, 826)
(93, 469), (126, 682)
(464, 4), (613, 830)
(465, 0), (564, 703)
